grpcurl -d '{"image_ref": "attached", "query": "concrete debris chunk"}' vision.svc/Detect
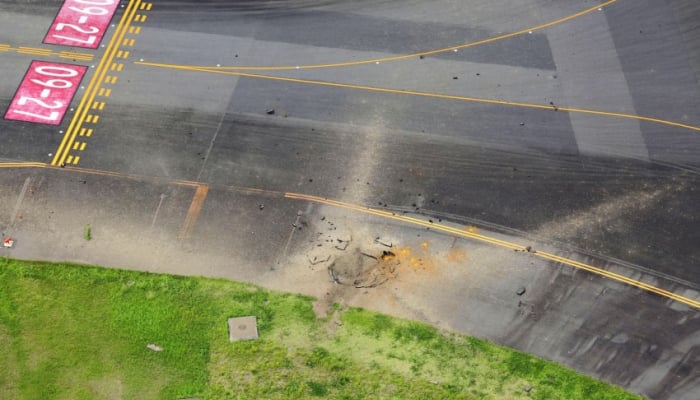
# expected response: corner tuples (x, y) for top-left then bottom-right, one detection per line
(147, 343), (163, 352)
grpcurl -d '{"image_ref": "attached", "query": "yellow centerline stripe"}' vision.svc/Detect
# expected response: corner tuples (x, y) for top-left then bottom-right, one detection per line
(0, 162), (48, 169)
(199, 0), (619, 71)
(0, 161), (695, 308)
(0, 44), (92, 61)
(52, 0), (141, 166)
(284, 192), (700, 309)
(135, 62), (700, 134)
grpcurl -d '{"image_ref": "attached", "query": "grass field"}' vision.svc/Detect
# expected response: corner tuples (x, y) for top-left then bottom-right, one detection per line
(0, 258), (642, 399)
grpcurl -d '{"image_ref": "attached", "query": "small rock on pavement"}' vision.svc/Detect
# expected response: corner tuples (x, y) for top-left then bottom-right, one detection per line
(516, 286), (526, 296)
(266, 108), (275, 115)
(147, 343), (163, 352)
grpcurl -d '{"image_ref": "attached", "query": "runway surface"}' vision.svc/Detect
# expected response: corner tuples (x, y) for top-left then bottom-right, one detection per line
(1, 1), (699, 398)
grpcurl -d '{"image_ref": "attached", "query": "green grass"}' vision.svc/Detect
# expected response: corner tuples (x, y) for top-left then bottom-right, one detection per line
(0, 258), (643, 399)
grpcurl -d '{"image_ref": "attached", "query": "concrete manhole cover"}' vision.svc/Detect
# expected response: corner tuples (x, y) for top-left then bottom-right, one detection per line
(227, 316), (259, 342)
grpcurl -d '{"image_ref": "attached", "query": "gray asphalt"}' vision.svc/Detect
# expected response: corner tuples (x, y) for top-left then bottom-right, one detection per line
(1, 0), (699, 399)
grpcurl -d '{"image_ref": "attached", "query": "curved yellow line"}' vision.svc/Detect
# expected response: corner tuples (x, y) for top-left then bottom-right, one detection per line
(134, 61), (700, 133)
(201, 0), (619, 71)
(284, 192), (700, 309)
(0, 161), (695, 308)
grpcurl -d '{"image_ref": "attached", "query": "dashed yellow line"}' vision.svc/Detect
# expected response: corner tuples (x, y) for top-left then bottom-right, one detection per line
(52, 0), (144, 166)
(18, 46), (52, 56)
(199, 0), (619, 72)
(0, 44), (93, 61)
(135, 61), (700, 134)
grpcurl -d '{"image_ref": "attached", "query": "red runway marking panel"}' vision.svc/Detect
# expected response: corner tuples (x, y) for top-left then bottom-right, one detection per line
(43, 0), (120, 49)
(5, 61), (88, 125)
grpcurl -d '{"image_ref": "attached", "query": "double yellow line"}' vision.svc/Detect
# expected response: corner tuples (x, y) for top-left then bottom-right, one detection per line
(51, 0), (142, 166)
(285, 192), (700, 309)
(0, 44), (93, 61)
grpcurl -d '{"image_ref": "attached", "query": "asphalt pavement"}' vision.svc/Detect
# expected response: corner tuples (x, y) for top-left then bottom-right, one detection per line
(0, 0), (699, 398)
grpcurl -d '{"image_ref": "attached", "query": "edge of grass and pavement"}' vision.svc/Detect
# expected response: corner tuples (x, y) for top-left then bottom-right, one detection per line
(0, 258), (643, 399)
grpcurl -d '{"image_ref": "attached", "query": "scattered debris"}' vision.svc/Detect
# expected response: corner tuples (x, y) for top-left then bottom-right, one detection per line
(309, 254), (331, 265)
(523, 385), (533, 393)
(3, 237), (14, 248)
(335, 239), (349, 251)
(146, 343), (163, 352)
(258, 204), (264, 210)
(266, 108), (275, 115)
(374, 237), (393, 247)
(516, 286), (526, 296)
(361, 251), (377, 260)
(328, 267), (340, 283)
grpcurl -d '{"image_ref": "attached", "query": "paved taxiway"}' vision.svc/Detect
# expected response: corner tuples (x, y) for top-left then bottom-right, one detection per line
(1, 0), (699, 398)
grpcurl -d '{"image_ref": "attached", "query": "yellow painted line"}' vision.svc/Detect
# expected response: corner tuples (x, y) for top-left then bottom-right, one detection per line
(80, 142), (87, 151)
(66, 155), (74, 164)
(52, 0), (142, 166)
(79, 128), (87, 136)
(58, 51), (94, 60)
(0, 45), (92, 60)
(205, 0), (619, 71)
(98, 88), (106, 96)
(72, 142), (81, 150)
(116, 63), (124, 71)
(85, 115), (93, 123)
(139, 2), (147, 10)
(0, 162), (47, 169)
(284, 192), (700, 309)
(1, 160), (694, 308)
(145, 2), (152, 11)
(92, 115), (100, 123)
(18, 47), (52, 55)
(119, 50), (130, 59)
(179, 185), (209, 238)
(137, 61), (700, 134)
(103, 88), (112, 97)
(104, 75), (118, 84)
(72, 156), (80, 164)
(86, 128), (93, 137)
